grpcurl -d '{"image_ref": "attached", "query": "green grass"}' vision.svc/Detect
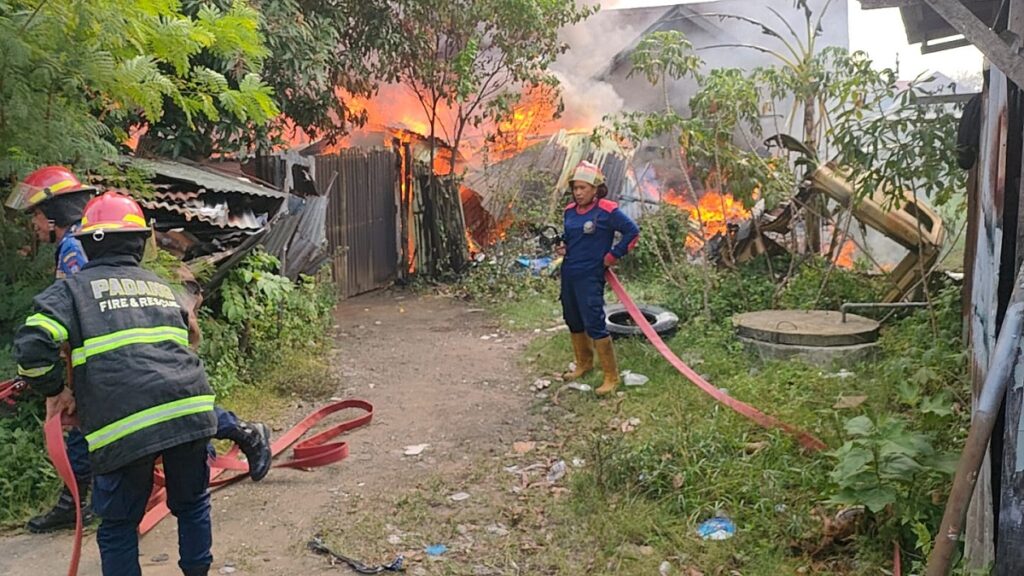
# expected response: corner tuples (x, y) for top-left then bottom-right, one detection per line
(516, 272), (967, 575)
(490, 287), (562, 331)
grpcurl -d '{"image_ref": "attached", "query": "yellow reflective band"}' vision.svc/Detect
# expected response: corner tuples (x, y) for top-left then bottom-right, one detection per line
(25, 313), (69, 342)
(80, 222), (134, 233)
(18, 363), (54, 378)
(123, 213), (146, 226)
(48, 179), (75, 193)
(71, 326), (189, 367)
(86, 395), (215, 451)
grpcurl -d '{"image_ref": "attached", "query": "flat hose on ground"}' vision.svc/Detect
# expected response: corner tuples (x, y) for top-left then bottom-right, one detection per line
(605, 270), (827, 452)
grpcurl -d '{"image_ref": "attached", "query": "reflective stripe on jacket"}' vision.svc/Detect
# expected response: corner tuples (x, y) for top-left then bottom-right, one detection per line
(13, 254), (216, 474)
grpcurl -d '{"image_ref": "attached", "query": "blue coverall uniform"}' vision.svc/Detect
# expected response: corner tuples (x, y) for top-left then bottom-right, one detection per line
(54, 226), (94, 486)
(560, 198), (640, 338)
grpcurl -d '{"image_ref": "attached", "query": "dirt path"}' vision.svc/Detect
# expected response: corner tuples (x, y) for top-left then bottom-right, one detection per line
(0, 290), (540, 575)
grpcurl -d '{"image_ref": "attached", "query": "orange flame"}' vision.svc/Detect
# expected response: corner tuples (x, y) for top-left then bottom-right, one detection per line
(492, 85), (560, 159)
(662, 189), (752, 249)
(834, 239), (856, 269)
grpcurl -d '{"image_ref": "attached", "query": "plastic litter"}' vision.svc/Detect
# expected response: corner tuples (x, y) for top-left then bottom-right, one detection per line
(449, 492), (471, 502)
(547, 460), (567, 483)
(403, 444), (429, 456)
(696, 517), (736, 540)
(621, 370), (650, 387)
(515, 256), (554, 275)
(425, 544), (448, 556)
(825, 369), (857, 379)
(566, 382), (592, 392)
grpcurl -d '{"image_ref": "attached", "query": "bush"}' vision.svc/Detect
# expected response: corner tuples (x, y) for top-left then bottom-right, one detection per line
(776, 257), (886, 311)
(199, 249), (336, 397)
(659, 259), (776, 323)
(0, 213), (64, 526)
(0, 397), (58, 526)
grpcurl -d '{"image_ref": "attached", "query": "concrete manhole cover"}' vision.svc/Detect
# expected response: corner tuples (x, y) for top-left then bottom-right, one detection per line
(732, 310), (879, 348)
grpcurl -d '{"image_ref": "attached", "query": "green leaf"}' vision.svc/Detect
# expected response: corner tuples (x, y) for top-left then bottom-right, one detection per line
(858, 486), (899, 513)
(844, 415), (875, 437)
(830, 442), (873, 483)
(920, 394), (954, 417)
(911, 366), (939, 386)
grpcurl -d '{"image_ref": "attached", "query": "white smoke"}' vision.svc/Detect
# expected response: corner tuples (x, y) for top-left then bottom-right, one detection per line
(551, 2), (643, 128)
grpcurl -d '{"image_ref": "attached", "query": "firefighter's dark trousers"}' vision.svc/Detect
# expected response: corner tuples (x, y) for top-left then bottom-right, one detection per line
(560, 272), (609, 340)
(93, 438), (212, 576)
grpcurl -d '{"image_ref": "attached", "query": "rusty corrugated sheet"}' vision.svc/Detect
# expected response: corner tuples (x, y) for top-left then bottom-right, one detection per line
(129, 157), (286, 198)
(137, 198), (266, 229)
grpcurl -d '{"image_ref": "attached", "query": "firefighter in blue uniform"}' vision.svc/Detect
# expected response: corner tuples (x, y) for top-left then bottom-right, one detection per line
(558, 161), (640, 395)
(15, 192), (221, 576)
(6, 167), (273, 536)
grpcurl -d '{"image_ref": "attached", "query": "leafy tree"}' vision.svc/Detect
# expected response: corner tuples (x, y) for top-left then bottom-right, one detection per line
(143, 0), (406, 157)
(390, 0), (595, 176)
(0, 0), (276, 175)
(254, 0), (404, 145)
(607, 30), (797, 317)
(702, 0), (963, 250)
(131, 0), (279, 159)
(605, 8), (963, 314)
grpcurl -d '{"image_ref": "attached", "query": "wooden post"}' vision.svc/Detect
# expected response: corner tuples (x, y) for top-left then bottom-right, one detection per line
(957, 62), (1009, 573)
(996, 1), (1024, 570)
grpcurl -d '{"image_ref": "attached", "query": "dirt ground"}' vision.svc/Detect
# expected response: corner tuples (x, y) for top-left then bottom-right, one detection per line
(0, 290), (548, 575)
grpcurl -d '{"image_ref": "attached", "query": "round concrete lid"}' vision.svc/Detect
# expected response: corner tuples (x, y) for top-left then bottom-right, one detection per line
(731, 309), (880, 347)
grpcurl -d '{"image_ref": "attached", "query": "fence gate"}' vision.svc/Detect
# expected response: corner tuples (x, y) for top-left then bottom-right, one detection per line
(317, 149), (399, 297)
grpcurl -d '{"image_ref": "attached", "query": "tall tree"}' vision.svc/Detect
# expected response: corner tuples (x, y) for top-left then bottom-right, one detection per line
(143, 0), (405, 158)
(255, 0), (403, 144)
(391, 0), (595, 176)
(0, 0), (276, 175)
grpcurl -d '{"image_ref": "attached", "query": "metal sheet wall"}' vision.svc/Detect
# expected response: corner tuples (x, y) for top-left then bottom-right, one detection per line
(316, 149), (399, 297)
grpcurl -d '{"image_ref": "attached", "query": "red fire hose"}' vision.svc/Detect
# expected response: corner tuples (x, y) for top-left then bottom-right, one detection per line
(43, 398), (373, 576)
(605, 270), (827, 452)
(0, 378), (27, 405)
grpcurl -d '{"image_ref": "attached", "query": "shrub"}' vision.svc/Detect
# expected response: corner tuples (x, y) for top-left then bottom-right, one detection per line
(199, 250), (336, 397)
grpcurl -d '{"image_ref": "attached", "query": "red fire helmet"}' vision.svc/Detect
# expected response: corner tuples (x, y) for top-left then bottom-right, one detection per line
(75, 191), (150, 237)
(5, 166), (97, 211)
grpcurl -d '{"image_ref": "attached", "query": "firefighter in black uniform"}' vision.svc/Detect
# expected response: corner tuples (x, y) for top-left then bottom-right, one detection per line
(14, 192), (216, 576)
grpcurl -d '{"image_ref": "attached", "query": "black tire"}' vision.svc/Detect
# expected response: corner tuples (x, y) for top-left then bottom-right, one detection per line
(605, 303), (679, 339)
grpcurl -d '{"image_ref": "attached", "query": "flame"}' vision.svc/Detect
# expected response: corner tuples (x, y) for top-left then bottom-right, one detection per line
(834, 239), (856, 269)
(662, 189), (751, 249)
(492, 85), (560, 159)
(465, 229), (481, 257)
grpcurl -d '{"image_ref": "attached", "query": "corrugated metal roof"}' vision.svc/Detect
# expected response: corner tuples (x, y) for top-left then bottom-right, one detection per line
(861, 0), (1000, 50)
(126, 157), (287, 198)
(139, 198), (266, 229)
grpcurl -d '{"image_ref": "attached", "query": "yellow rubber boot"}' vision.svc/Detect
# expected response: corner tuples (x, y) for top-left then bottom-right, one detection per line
(594, 337), (620, 396)
(562, 332), (594, 380)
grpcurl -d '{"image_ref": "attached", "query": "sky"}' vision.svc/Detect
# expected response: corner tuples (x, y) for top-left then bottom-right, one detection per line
(607, 0), (983, 83)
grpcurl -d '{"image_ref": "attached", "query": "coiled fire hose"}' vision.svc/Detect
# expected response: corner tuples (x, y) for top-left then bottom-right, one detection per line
(43, 398), (373, 576)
